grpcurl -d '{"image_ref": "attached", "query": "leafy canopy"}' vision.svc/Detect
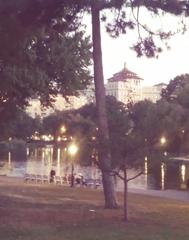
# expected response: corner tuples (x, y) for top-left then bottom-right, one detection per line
(162, 74), (189, 108)
(0, 0), (92, 125)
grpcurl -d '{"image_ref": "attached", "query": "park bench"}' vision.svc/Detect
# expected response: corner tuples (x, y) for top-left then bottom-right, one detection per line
(24, 173), (31, 182)
(42, 175), (50, 183)
(54, 176), (63, 184)
(84, 179), (102, 188)
(30, 174), (37, 182)
(36, 174), (43, 182)
(62, 176), (69, 184)
(24, 174), (97, 187)
(54, 176), (69, 185)
(24, 173), (37, 182)
(24, 174), (49, 183)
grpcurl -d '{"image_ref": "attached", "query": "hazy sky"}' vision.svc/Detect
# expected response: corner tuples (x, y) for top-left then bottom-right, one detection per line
(86, 9), (189, 86)
(101, 28), (189, 86)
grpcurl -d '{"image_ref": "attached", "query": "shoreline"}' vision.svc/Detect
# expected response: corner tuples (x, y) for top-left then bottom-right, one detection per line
(1, 175), (189, 203)
(0, 175), (23, 184)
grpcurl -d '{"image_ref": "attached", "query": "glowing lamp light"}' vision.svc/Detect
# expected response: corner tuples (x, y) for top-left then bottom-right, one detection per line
(68, 143), (78, 188)
(60, 125), (66, 134)
(160, 137), (166, 145)
(57, 136), (61, 142)
(68, 144), (78, 156)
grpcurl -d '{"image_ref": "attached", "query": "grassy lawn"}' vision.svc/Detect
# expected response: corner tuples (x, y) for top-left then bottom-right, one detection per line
(1, 177), (189, 240)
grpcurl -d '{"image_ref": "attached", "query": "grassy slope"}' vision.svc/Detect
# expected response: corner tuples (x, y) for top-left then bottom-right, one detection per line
(0, 177), (189, 240)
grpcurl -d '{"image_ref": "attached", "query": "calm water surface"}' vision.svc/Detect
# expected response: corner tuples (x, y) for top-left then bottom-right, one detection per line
(0, 146), (154, 190)
(0, 146), (101, 180)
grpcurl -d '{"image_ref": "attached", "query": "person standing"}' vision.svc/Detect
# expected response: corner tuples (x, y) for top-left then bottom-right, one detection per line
(50, 169), (56, 183)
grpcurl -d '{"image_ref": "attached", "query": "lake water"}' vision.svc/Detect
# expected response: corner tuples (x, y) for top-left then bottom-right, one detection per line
(0, 146), (149, 190)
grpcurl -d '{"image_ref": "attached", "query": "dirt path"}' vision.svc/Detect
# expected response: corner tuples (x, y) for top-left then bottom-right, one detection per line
(128, 188), (189, 202)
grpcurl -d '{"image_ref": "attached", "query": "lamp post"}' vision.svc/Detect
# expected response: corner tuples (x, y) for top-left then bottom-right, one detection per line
(160, 136), (167, 190)
(68, 143), (78, 187)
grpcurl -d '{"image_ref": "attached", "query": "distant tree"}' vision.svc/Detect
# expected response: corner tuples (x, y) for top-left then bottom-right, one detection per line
(67, 113), (97, 166)
(0, 109), (41, 141)
(43, 110), (70, 137)
(130, 98), (188, 189)
(162, 74), (189, 108)
(130, 98), (188, 157)
(161, 75), (189, 152)
(43, 108), (96, 165)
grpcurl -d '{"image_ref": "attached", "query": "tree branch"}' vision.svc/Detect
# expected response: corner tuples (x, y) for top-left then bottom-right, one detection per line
(131, 0), (186, 15)
(110, 168), (125, 180)
(127, 170), (143, 182)
(97, 0), (125, 10)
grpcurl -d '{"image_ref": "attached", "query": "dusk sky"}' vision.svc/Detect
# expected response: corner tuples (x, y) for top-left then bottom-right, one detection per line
(86, 9), (189, 86)
(101, 27), (189, 86)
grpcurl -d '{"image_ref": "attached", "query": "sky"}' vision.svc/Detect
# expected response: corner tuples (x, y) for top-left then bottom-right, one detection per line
(86, 9), (189, 86)
(101, 28), (189, 86)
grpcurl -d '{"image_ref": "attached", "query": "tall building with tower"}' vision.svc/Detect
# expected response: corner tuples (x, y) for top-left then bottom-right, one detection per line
(105, 64), (143, 104)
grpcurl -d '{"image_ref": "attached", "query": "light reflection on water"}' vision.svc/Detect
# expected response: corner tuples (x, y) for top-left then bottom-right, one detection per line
(2, 147), (185, 190)
(161, 162), (166, 190)
(0, 147), (102, 180)
(181, 164), (186, 183)
(0, 157), (26, 177)
(0, 148), (146, 190)
(0, 147), (147, 190)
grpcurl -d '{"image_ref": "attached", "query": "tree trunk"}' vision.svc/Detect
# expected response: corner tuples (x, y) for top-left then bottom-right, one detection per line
(123, 168), (128, 221)
(91, 3), (118, 209)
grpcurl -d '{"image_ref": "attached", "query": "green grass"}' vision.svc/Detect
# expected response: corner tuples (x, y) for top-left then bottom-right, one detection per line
(1, 177), (189, 240)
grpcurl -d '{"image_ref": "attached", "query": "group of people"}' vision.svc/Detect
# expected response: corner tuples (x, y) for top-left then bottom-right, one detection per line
(49, 169), (86, 185)
(75, 173), (86, 186)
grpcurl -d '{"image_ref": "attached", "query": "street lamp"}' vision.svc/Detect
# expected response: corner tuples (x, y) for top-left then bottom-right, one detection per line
(160, 136), (167, 190)
(60, 125), (66, 134)
(68, 143), (78, 187)
(56, 125), (67, 142)
(160, 136), (166, 145)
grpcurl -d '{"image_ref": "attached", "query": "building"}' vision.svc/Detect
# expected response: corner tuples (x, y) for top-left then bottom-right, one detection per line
(105, 64), (143, 105)
(26, 94), (87, 118)
(141, 83), (167, 103)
